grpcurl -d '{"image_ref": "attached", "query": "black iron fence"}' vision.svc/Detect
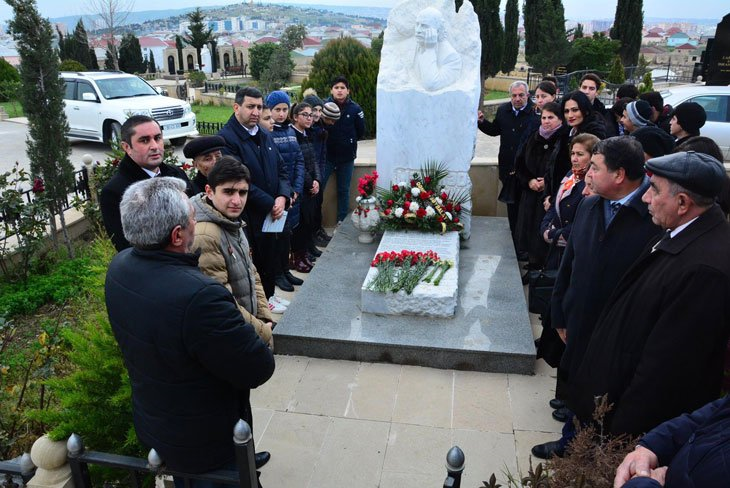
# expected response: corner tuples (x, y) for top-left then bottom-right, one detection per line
(204, 81), (249, 94)
(197, 121), (226, 135)
(0, 167), (91, 243)
(67, 420), (258, 488)
(0, 454), (35, 488)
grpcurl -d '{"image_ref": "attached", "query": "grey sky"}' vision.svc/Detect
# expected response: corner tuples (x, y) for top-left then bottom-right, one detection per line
(0, 0), (727, 24)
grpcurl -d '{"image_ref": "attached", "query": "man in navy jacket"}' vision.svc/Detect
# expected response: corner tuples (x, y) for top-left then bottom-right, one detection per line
(218, 87), (291, 299)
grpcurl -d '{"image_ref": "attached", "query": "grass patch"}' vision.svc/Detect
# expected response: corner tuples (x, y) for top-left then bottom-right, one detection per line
(193, 104), (234, 123)
(0, 99), (24, 118)
(484, 90), (510, 101)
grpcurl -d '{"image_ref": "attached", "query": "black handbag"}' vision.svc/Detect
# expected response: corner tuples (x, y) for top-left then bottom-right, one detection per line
(498, 173), (519, 204)
(528, 268), (557, 315)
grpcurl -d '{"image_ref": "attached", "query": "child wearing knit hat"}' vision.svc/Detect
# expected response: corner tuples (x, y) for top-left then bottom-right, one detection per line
(670, 102), (707, 145)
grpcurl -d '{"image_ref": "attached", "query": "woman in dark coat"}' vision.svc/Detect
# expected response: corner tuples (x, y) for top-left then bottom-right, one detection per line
(514, 102), (564, 268)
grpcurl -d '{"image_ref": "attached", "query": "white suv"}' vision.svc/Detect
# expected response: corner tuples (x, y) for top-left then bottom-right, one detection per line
(61, 71), (197, 145)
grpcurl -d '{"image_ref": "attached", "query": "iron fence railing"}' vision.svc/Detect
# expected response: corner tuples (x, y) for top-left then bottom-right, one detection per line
(197, 121), (226, 135)
(0, 167), (91, 243)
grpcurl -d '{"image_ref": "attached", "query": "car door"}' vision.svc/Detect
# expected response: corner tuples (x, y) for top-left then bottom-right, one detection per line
(688, 94), (730, 161)
(65, 80), (103, 141)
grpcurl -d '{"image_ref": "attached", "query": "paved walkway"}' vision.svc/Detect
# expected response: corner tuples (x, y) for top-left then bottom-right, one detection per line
(257, 277), (558, 488)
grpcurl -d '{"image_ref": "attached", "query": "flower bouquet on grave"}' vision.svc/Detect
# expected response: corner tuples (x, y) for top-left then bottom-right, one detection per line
(376, 162), (469, 234)
(367, 249), (447, 295)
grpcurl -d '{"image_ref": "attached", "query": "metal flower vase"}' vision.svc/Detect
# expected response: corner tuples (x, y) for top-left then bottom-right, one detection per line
(352, 196), (380, 244)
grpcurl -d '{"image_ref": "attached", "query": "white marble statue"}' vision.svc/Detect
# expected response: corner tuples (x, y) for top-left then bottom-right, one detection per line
(413, 7), (462, 91)
(377, 0), (481, 238)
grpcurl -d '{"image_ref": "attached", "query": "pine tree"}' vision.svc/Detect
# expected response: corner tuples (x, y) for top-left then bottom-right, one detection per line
(118, 32), (144, 73)
(574, 23), (584, 39)
(280, 24), (307, 52)
(474, 0), (504, 81)
(523, 0), (539, 58)
(183, 7), (214, 70)
(501, 0), (519, 74)
(88, 48), (99, 70)
(526, 0), (570, 74)
(302, 37), (378, 137)
(104, 42), (115, 70)
(148, 50), (156, 73)
(6, 0), (75, 256)
(610, 0), (643, 66)
(607, 55), (626, 84)
(72, 20), (93, 69)
(175, 35), (185, 73)
(639, 72), (653, 93)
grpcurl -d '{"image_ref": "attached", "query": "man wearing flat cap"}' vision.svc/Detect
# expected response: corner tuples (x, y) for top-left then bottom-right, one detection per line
(568, 151), (730, 438)
(183, 135), (225, 195)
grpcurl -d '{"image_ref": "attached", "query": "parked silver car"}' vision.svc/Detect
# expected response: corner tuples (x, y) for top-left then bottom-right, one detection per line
(660, 84), (730, 161)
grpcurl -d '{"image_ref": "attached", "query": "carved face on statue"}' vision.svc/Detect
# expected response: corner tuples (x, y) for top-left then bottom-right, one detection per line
(415, 7), (444, 47)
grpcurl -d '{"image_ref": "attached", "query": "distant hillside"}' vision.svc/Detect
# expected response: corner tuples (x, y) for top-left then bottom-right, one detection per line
(49, 3), (389, 33)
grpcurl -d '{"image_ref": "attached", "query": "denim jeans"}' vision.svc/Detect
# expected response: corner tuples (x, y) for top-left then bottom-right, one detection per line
(322, 159), (355, 223)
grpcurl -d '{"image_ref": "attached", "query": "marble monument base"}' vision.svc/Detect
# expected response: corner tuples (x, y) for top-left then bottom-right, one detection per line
(273, 216), (536, 374)
(361, 230), (459, 317)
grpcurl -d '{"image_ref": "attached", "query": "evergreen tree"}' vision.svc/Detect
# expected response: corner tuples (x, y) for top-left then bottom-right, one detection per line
(6, 0), (75, 256)
(72, 20), (93, 69)
(260, 45), (294, 92)
(568, 33), (620, 72)
(104, 42), (115, 70)
(118, 32), (144, 73)
(57, 28), (74, 61)
(501, 0), (519, 74)
(610, 0), (643, 66)
(302, 37), (378, 137)
(523, 0), (539, 58)
(573, 23), (584, 39)
(526, 0), (570, 74)
(209, 37), (218, 73)
(607, 55), (626, 84)
(474, 0), (504, 82)
(280, 24), (307, 52)
(183, 7), (214, 70)
(148, 50), (156, 73)
(249, 42), (278, 80)
(371, 30), (384, 59)
(88, 48), (99, 70)
(639, 72), (653, 93)
(175, 35), (185, 73)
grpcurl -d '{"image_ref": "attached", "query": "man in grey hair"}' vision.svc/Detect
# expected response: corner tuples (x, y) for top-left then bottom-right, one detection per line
(105, 176), (275, 486)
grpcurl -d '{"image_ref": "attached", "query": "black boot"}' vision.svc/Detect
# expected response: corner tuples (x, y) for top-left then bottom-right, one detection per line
(275, 273), (294, 292)
(308, 245), (322, 257)
(284, 270), (303, 285)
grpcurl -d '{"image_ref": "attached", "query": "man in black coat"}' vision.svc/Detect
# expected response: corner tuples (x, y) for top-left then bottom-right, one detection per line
(218, 87), (291, 300)
(570, 151), (730, 438)
(478, 80), (537, 252)
(105, 176), (275, 482)
(533, 137), (661, 459)
(100, 115), (192, 251)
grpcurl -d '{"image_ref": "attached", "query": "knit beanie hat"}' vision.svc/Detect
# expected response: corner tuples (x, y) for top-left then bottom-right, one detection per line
(265, 90), (290, 109)
(671, 102), (707, 135)
(631, 126), (676, 159)
(302, 94), (324, 108)
(322, 102), (341, 120)
(625, 100), (653, 128)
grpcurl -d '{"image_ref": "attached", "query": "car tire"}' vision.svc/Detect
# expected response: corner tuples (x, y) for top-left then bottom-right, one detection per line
(107, 121), (122, 146)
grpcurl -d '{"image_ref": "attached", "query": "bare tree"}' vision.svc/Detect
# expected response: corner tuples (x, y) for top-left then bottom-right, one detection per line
(86, 0), (135, 71)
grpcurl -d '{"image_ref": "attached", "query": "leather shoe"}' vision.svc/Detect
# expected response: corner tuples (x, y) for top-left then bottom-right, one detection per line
(254, 451), (271, 468)
(549, 398), (565, 410)
(552, 406), (572, 423)
(308, 245), (322, 257)
(284, 271), (303, 286)
(275, 274), (294, 292)
(531, 440), (564, 460)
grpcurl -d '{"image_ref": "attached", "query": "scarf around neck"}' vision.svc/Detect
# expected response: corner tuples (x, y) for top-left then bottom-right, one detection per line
(539, 123), (563, 140)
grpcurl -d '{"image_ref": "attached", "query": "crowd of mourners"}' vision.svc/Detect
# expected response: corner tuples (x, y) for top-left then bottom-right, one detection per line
(479, 76), (730, 488)
(92, 70), (730, 488)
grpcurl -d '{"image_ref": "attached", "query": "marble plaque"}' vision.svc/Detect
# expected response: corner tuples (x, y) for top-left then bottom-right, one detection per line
(361, 230), (459, 317)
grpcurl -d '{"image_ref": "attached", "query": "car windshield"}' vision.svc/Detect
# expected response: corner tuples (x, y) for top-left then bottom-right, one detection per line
(95, 76), (157, 100)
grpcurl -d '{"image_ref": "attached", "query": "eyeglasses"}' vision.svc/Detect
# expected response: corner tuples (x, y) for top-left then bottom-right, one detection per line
(298, 113), (313, 118)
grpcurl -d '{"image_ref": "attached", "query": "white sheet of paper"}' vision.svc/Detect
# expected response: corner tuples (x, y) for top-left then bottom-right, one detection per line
(262, 210), (287, 233)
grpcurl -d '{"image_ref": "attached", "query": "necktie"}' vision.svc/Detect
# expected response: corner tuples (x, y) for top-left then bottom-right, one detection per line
(610, 202), (621, 216)
(651, 231), (671, 253)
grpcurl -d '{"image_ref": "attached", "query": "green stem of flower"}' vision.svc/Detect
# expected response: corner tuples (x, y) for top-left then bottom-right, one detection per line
(433, 261), (453, 286)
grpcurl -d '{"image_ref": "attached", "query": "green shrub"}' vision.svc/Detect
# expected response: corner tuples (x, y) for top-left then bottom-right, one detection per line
(187, 70), (207, 88)
(0, 59), (20, 102)
(59, 59), (86, 72)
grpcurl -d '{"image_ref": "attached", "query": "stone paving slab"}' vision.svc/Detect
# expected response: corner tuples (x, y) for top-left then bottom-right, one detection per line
(273, 216), (536, 374)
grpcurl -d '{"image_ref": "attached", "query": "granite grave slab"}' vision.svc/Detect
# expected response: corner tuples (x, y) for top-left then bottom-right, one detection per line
(273, 216), (536, 374)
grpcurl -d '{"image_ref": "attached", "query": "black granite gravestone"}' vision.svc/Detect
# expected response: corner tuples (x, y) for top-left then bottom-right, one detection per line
(706, 13), (730, 86)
